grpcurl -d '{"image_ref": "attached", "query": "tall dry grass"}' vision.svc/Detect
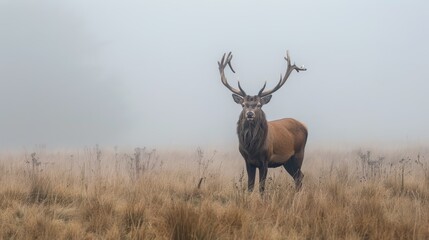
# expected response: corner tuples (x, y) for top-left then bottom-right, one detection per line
(0, 146), (428, 239)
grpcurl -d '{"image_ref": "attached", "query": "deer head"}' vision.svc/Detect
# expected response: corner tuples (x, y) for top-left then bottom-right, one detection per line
(218, 51), (306, 121)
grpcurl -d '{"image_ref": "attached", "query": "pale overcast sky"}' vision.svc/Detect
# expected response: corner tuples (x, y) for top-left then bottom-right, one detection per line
(0, 0), (428, 149)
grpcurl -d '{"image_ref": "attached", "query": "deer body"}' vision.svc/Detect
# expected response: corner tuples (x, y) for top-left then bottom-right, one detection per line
(218, 51), (308, 192)
(238, 114), (307, 191)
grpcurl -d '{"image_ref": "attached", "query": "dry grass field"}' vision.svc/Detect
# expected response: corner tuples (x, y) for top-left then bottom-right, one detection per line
(1, 145), (429, 239)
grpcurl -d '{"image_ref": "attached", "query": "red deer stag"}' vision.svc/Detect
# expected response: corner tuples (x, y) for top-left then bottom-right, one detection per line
(218, 51), (308, 192)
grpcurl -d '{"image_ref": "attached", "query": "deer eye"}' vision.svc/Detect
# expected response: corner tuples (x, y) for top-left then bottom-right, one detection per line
(257, 103), (262, 107)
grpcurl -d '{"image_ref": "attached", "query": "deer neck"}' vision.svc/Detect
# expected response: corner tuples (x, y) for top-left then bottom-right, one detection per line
(236, 111), (268, 156)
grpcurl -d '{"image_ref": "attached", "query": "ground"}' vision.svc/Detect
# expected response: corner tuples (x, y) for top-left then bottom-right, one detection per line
(0, 146), (428, 239)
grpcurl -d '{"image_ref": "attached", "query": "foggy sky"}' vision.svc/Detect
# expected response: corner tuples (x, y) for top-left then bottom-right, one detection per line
(1, 0), (428, 149)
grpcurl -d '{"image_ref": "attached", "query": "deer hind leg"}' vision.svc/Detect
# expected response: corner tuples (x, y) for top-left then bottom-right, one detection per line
(283, 154), (304, 190)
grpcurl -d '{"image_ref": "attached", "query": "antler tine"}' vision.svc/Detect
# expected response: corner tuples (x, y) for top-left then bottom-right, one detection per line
(258, 81), (267, 96)
(228, 60), (236, 73)
(238, 81), (246, 94)
(259, 50), (306, 97)
(218, 52), (246, 96)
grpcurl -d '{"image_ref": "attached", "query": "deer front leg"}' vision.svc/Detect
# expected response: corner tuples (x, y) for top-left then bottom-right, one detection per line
(259, 162), (268, 193)
(245, 162), (256, 192)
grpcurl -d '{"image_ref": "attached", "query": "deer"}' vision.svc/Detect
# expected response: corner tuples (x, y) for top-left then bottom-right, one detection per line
(218, 51), (308, 193)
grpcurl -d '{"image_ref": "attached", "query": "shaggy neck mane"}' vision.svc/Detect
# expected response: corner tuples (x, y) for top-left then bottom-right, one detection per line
(237, 111), (268, 156)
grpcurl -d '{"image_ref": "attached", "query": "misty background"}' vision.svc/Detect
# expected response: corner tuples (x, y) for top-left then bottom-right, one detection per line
(1, 0), (428, 149)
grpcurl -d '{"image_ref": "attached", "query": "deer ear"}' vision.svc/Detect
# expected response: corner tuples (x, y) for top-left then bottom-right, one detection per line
(232, 94), (243, 104)
(260, 95), (272, 105)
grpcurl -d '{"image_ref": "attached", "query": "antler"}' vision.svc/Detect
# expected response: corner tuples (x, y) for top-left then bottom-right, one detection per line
(218, 52), (246, 97)
(258, 50), (306, 97)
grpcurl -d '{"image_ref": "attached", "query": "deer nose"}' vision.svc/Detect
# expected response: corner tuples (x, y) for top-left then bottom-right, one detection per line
(246, 111), (254, 118)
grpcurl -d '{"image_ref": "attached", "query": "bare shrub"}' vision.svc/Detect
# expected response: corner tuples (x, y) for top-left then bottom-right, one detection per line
(358, 150), (385, 180)
(125, 147), (160, 182)
(194, 147), (216, 189)
(25, 152), (41, 176)
(399, 157), (412, 192)
(415, 153), (429, 187)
